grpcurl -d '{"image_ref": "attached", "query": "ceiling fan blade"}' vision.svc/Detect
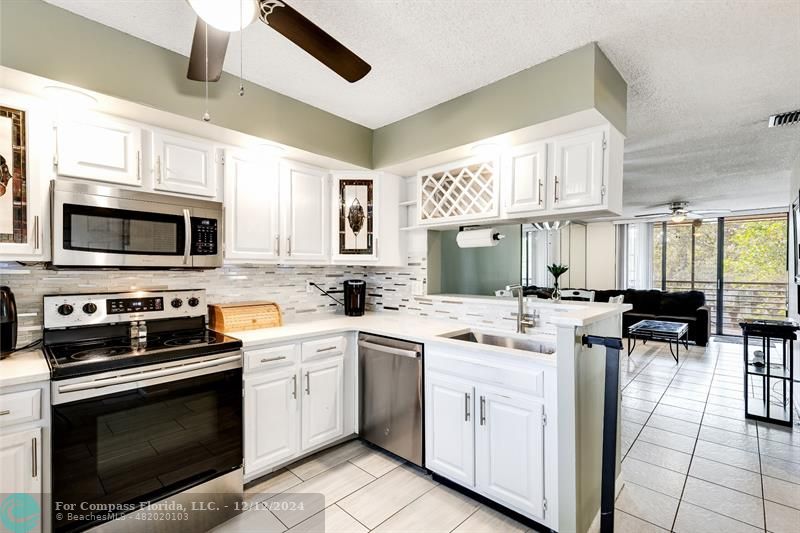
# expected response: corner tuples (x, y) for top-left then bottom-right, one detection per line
(187, 18), (230, 82)
(634, 212), (673, 218)
(260, 1), (371, 83)
(693, 209), (732, 215)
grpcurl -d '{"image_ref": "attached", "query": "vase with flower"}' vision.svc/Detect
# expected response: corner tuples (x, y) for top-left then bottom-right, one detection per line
(547, 264), (569, 302)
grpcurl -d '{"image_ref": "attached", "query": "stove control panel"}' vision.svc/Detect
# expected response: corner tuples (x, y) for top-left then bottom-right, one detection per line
(44, 290), (207, 329)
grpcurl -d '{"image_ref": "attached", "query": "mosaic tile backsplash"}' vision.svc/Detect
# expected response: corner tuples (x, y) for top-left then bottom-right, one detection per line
(1, 255), (556, 348)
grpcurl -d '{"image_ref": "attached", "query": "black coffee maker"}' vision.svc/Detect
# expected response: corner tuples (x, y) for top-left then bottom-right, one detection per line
(343, 280), (366, 317)
(0, 286), (17, 358)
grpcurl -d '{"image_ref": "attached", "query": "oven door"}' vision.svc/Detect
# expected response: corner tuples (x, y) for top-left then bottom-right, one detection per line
(51, 356), (242, 533)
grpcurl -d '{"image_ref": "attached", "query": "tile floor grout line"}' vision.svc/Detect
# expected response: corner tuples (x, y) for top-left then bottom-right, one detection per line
(334, 502), (373, 532)
(446, 507), (480, 533)
(364, 481), (440, 531)
(755, 413), (768, 532)
(668, 341), (718, 532)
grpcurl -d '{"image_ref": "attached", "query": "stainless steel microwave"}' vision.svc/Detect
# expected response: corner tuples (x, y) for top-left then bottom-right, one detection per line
(51, 181), (223, 268)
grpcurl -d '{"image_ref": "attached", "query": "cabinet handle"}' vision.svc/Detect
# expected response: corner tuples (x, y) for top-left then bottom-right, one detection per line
(375, 237), (378, 257)
(287, 236), (292, 256)
(275, 235), (280, 256)
(305, 371), (310, 395)
(292, 374), (297, 399)
(464, 393), (470, 422)
(156, 155), (162, 183)
(0, 409), (10, 416)
(33, 216), (40, 250)
(479, 396), (486, 426)
(316, 346), (337, 353)
(538, 179), (544, 205)
(260, 355), (286, 363)
(554, 176), (559, 203)
(31, 437), (37, 478)
(137, 150), (142, 180)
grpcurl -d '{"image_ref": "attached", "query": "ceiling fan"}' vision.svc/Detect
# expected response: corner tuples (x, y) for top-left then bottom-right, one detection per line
(634, 201), (730, 223)
(185, 0), (371, 84)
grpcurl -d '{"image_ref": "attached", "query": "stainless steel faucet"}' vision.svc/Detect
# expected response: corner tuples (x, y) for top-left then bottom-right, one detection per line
(505, 284), (536, 333)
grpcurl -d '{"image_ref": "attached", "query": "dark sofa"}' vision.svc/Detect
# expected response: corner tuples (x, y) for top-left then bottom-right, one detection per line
(524, 286), (710, 346)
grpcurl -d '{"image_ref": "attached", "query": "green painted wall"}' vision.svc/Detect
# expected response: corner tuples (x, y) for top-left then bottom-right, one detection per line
(436, 225), (522, 296)
(0, 0), (374, 168)
(0, 2), (627, 172)
(372, 43), (627, 168)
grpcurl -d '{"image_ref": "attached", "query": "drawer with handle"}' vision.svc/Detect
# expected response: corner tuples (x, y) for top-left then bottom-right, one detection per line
(301, 335), (347, 361)
(0, 388), (42, 428)
(244, 344), (298, 373)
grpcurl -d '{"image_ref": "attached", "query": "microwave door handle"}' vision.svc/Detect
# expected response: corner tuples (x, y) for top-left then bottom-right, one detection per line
(182, 209), (191, 265)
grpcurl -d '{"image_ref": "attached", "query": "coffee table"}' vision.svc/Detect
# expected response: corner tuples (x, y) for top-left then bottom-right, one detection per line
(627, 319), (689, 363)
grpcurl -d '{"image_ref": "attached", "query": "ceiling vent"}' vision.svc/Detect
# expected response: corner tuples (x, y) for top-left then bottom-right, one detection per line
(768, 110), (800, 127)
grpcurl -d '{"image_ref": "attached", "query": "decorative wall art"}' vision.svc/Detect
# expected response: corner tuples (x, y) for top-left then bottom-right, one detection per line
(338, 178), (374, 255)
(0, 105), (26, 243)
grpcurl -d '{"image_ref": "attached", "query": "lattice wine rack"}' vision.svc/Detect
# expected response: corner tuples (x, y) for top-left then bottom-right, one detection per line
(418, 157), (499, 224)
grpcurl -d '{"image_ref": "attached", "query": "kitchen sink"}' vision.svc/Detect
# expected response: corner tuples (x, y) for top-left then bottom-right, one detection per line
(442, 329), (556, 354)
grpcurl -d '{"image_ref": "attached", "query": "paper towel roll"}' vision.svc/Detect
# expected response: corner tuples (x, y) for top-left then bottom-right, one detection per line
(456, 228), (504, 248)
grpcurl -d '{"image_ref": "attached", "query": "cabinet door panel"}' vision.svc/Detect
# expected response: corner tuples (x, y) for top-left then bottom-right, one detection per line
(552, 130), (604, 209)
(476, 387), (545, 519)
(56, 118), (142, 186)
(245, 369), (298, 475)
(425, 373), (475, 487)
(224, 150), (280, 261)
(0, 427), (42, 507)
(281, 162), (328, 261)
(153, 132), (215, 197)
(504, 142), (547, 214)
(301, 358), (344, 450)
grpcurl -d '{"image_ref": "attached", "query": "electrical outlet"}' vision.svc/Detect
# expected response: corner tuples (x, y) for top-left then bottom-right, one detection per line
(306, 280), (314, 294)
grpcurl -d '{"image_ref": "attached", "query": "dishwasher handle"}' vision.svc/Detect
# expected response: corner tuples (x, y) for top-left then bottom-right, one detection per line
(358, 340), (420, 358)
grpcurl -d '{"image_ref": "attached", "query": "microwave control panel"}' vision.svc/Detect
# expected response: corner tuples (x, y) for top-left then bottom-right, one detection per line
(191, 217), (218, 255)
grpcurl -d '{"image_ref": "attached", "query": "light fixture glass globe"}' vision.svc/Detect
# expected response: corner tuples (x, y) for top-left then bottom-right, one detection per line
(187, 0), (259, 32)
(671, 214), (687, 223)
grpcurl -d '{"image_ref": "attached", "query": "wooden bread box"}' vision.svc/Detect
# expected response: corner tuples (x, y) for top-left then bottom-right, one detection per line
(208, 301), (282, 333)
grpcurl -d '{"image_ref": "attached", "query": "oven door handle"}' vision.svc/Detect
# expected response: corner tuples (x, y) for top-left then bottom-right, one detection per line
(182, 208), (192, 266)
(57, 354), (241, 393)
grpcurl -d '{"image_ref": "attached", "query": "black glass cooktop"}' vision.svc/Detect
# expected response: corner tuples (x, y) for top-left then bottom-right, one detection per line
(45, 329), (242, 380)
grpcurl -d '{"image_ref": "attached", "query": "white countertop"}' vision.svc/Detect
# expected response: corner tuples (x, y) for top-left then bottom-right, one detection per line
(0, 348), (50, 388)
(227, 313), (564, 364)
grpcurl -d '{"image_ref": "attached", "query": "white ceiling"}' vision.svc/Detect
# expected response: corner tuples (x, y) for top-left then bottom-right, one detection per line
(42, 0), (800, 214)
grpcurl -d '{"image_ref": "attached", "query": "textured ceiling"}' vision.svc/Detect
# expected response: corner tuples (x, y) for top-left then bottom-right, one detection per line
(42, 0), (800, 214)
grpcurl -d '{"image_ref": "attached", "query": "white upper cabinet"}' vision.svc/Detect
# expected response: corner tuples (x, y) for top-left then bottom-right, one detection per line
(418, 155), (500, 226)
(476, 386), (546, 520)
(551, 129), (605, 210)
(224, 149), (280, 261)
(503, 141), (547, 215)
(280, 160), (329, 262)
(152, 130), (216, 197)
(55, 115), (142, 186)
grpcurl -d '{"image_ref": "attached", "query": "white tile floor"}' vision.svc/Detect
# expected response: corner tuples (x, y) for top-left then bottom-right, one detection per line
(214, 338), (800, 533)
(617, 338), (800, 533)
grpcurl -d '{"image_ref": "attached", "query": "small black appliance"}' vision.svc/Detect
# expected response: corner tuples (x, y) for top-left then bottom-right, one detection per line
(343, 279), (366, 316)
(0, 286), (16, 357)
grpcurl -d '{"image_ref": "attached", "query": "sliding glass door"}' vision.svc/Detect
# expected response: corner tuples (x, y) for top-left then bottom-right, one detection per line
(650, 213), (787, 336)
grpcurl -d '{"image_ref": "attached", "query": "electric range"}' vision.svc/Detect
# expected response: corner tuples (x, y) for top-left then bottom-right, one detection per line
(43, 289), (243, 533)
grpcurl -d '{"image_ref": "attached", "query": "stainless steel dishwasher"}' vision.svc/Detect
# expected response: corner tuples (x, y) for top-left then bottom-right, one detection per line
(358, 333), (424, 467)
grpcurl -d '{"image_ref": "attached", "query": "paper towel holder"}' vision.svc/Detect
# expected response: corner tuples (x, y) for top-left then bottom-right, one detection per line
(456, 226), (506, 248)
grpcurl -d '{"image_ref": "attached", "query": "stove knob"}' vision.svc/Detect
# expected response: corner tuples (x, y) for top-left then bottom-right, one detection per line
(188, 297), (200, 307)
(82, 302), (98, 314)
(57, 304), (74, 316)
(171, 298), (183, 308)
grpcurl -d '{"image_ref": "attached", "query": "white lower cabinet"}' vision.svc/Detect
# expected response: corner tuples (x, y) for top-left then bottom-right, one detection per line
(476, 387), (545, 520)
(245, 368), (299, 474)
(0, 426), (41, 497)
(301, 358), (344, 449)
(244, 335), (350, 481)
(425, 373), (475, 486)
(425, 348), (554, 527)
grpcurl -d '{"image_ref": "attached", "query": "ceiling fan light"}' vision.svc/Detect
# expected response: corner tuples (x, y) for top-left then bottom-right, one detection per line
(671, 214), (687, 223)
(187, 0), (258, 32)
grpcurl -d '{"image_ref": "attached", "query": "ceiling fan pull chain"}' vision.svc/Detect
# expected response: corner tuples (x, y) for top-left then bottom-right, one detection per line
(203, 21), (211, 122)
(239, 0), (245, 96)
